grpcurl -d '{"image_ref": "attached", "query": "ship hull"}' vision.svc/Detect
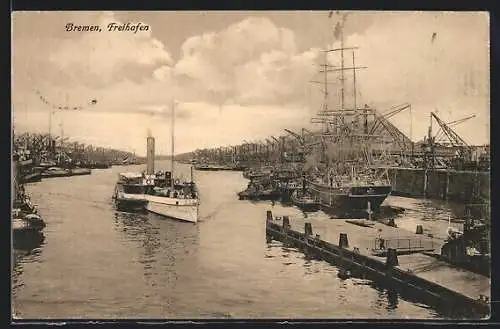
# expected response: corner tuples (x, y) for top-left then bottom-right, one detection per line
(238, 189), (281, 201)
(291, 199), (320, 212)
(20, 172), (42, 183)
(115, 198), (148, 212)
(195, 167), (220, 171)
(114, 192), (148, 212)
(308, 181), (392, 215)
(145, 195), (199, 223)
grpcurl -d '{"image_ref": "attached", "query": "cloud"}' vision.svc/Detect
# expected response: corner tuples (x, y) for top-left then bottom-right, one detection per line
(323, 12), (489, 144)
(12, 12), (489, 154)
(47, 13), (173, 88)
(170, 17), (321, 105)
(14, 14), (323, 115)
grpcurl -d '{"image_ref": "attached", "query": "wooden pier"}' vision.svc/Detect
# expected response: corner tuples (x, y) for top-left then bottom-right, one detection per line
(265, 211), (490, 318)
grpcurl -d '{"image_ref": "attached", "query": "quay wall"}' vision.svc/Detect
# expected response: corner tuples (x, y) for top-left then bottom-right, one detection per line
(385, 168), (490, 203)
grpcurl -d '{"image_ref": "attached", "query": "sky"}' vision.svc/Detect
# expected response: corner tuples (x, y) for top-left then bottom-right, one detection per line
(12, 11), (489, 156)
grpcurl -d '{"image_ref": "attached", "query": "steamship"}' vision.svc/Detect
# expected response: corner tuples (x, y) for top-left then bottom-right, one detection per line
(142, 100), (199, 223)
(113, 101), (200, 223)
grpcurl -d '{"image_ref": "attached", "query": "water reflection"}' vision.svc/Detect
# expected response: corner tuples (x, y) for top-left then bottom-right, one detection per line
(112, 210), (201, 306)
(13, 232), (45, 253)
(387, 289), (399, 311)
(12, 231), (45, 305)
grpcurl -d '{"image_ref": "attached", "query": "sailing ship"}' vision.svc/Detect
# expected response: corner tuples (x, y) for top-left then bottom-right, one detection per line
(143, 100), (200, 223)
(305, 18), (392, 216)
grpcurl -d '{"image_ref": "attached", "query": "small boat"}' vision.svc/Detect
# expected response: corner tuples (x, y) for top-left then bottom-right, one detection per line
(41, 167), (71, 178)
(238, 179), (281, 201)
(113, 172), (149, 212)
(194, 163), (233, 171)
(12, 209), (46, 243)
(38, 161), (57, 169)
(237, 188), (281, 201)
(290, 189), (320, 212)
(41, 167), (91, 178)
(70, 167), (92, 176)
(79, 162), (111, 169)
(20, 171), (42, 183)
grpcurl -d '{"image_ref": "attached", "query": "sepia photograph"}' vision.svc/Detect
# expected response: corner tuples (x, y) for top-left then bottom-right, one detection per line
(11, 10), (490, 320)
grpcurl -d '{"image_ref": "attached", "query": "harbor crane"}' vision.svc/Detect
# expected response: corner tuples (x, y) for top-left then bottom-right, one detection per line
(434, 114), (476, 144)
(430, 112), (473, 162)
(284, 129), (307, 162)
(369, 103), (413, 154)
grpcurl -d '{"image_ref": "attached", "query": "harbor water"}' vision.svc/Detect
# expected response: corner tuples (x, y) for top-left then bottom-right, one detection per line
(12, 162), (468, 319)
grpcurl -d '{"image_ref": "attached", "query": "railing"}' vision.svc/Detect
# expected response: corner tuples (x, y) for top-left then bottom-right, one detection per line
(373, 237), (427, 251)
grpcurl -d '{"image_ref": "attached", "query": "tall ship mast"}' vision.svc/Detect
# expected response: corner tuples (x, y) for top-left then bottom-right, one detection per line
(305, 16), (392, 217)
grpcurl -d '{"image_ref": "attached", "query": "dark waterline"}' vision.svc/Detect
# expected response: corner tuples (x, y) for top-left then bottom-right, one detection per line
(12, 161), (468, 319)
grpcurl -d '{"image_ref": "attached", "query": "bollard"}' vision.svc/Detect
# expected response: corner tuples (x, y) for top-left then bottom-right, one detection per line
(339, 233), (349, 248)
(266, 210), (273, 222)
(385, 248), (399, 268)
(416, 224), (424, 234)
(304, 222), (313, 236)
(282, 216), (291, 229)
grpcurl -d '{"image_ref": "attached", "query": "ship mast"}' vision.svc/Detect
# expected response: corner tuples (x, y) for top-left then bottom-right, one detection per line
(309, 12), (372, 170)
(340, 22), (345, 113)
(170, 99), (175, 189)
(352, 51), (358, 128)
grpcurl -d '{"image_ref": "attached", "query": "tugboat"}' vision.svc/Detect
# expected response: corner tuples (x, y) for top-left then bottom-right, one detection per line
(238, 178), (281, 201)
(440, 205), (490, 277)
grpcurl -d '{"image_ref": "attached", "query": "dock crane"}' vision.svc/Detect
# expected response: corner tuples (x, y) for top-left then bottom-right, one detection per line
(284, 129), (310, 162)
(430, 112), (473, 163)
(434, 114), (476, 144)
(369, 103), (413, 154)
(271, 136), (286, 162)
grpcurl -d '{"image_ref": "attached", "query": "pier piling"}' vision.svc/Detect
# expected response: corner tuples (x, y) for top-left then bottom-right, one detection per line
(339, 233), (349, 248)
(304, 222), (313, 236)
(265, 211), (490, 317)
(385, 248), (399, 267)
(282, 216), (291, 229)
